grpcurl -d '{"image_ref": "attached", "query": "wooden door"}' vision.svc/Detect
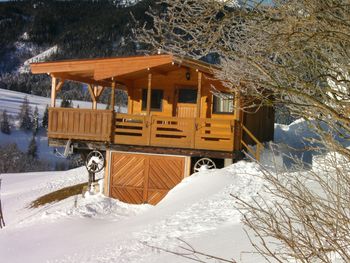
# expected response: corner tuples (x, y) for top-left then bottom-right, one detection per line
(174, 87), (197, 118)
(109, 152), (186, 205)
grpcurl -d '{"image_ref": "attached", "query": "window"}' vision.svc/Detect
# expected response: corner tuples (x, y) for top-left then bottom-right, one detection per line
(178, 89), (197, 103)
(213, 93), (234, 114)
(142, 89), (163, 111)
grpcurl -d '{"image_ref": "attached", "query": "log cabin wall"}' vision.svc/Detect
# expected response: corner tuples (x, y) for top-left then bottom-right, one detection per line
(128, 67), (235, 121)
(242, 105), (275, 145)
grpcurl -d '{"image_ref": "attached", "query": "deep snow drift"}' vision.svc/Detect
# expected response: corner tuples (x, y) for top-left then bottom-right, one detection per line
(0, 119), (322, 262)
(0, 162), (264, 263)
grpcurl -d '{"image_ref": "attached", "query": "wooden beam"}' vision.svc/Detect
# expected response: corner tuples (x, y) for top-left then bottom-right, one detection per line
(52, 73), (111, 87)
(234, 89), (241, 121)
(51, 77), (57, 107)
(55, 79), (65, 92)
(233, 89), (243, 152)
(127, 86), (134, 114)
(150, 67), (168, 76)
(146, 73), (152, 116)
(95, 86), (105, 99)
(87, 84), (97, 109)
(111, 81), (116, 111)
(196, 71), (202, 118)
(48, 138), (235, 159)
(94, 56), (173, 80)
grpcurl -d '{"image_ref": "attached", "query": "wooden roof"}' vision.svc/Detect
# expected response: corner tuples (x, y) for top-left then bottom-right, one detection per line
(30, 54), (219, 87)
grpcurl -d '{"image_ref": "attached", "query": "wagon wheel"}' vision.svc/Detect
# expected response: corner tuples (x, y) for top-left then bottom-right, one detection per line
(85, 150), (105, 173)
(194, 158), (216, 172)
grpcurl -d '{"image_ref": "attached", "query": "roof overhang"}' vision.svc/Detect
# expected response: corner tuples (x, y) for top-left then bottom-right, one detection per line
(30, 54), (220, 87)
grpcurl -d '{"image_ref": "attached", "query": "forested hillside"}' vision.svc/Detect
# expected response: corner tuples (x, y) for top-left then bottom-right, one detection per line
(0, 0), (155, 98)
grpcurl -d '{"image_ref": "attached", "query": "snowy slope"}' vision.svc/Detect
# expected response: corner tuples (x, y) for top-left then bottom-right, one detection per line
(0, 88), (127, 165)
(0, 88), (109, 165)
(0, 162), (264, 263)
(0, 88), (106, 118)
(0, 118), (327, 262)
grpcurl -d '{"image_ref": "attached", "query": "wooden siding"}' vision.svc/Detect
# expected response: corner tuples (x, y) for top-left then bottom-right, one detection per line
(109, 152), (186, 205)
(47, 108), (235, 152)
(243, 105), (275, 145)
(195, 118), (234, 151)
(48, 107), (113, 141)
(129, 67), (231, 120)
(113, 113), (235, 152)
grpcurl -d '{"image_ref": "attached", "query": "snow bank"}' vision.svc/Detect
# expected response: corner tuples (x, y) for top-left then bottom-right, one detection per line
(0, 117), (330, 262)
(0, 160), (265, 263)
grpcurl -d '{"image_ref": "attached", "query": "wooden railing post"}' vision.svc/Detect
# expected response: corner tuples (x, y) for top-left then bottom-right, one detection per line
(193, 71), (202, 148)
(51, 77), (57, 107)
(233, 89), (242, 152)
(146, 73), (152, 145)
(111, 81), (116, 143)
(111, 82), (116, 111)
(196, 71), (202, 118)
(50, 76), (64, 108)
(146, 73), (152, 116)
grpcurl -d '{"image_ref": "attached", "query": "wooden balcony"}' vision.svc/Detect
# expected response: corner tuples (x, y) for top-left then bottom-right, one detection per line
(48, 108), (113, 142)
(48, 108), (235, 152)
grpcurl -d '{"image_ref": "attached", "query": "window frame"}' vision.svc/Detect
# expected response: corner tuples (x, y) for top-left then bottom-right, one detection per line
(141, 88), (164, 112)
(177, 88), (197, 104)
(212, 92), (235, 114)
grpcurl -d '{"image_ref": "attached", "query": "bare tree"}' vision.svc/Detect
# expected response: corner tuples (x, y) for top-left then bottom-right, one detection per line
(137, 0), (350, 262)
(138, 0), (350, 153)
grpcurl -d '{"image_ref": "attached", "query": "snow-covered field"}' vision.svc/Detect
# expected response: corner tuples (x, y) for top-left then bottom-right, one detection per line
(0, 117), (317, 263)
(0, 88), (106, 118)
(0, 162), (264, 263)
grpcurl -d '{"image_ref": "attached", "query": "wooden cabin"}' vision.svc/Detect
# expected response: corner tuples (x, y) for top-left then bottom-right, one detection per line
(31, 54), (274, 205)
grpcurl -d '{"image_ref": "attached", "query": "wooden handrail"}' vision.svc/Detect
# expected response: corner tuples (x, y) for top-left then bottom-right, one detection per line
(241, 124), (263, 161)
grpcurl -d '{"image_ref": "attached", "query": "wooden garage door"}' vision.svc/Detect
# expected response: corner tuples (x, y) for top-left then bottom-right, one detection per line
(109, 152), (186, 205)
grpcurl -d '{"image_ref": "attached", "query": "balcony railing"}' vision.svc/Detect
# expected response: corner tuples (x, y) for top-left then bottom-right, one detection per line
(48, 108), (113, 142)
(48, 108), (235, 152)
(48, 108), (265, 160)
(114, 113), (234, 151)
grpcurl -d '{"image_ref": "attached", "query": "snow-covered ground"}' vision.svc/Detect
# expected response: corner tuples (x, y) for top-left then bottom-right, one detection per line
(0, 118), (318, 263)
(0, 87), (327, 262)
(0, 162), (264, 263)
(0, 88), (107, 118)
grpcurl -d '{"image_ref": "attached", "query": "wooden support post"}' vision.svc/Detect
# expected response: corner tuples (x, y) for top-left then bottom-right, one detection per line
(146, 73), (152, 145)
(93, 85), (98, 109)
(87, 84), (97, 110)
(51, 77), (57, 107)
(233, 89), (243, 153)
(127, 86), (134, 114)
(193, 71), (202, 148)
(196, 71), (202, 118)
(110, 81), (116, 143)
(146, 73), (152, 116)
(51, 77), (65, 108)
(111, 82), (116, 111)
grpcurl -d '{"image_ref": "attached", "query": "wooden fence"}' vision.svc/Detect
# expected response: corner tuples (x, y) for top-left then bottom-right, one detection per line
(47, 108), (262, 158)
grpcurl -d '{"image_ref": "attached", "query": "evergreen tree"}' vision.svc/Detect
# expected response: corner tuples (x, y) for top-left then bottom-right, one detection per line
(42, 105), (49, 128)
(60, 97), (73, 108)
(18, 96), (33, 131)
(27, 135), (38, 159)
(0, 110), (11, 135)
(32, 106), (39, 135)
